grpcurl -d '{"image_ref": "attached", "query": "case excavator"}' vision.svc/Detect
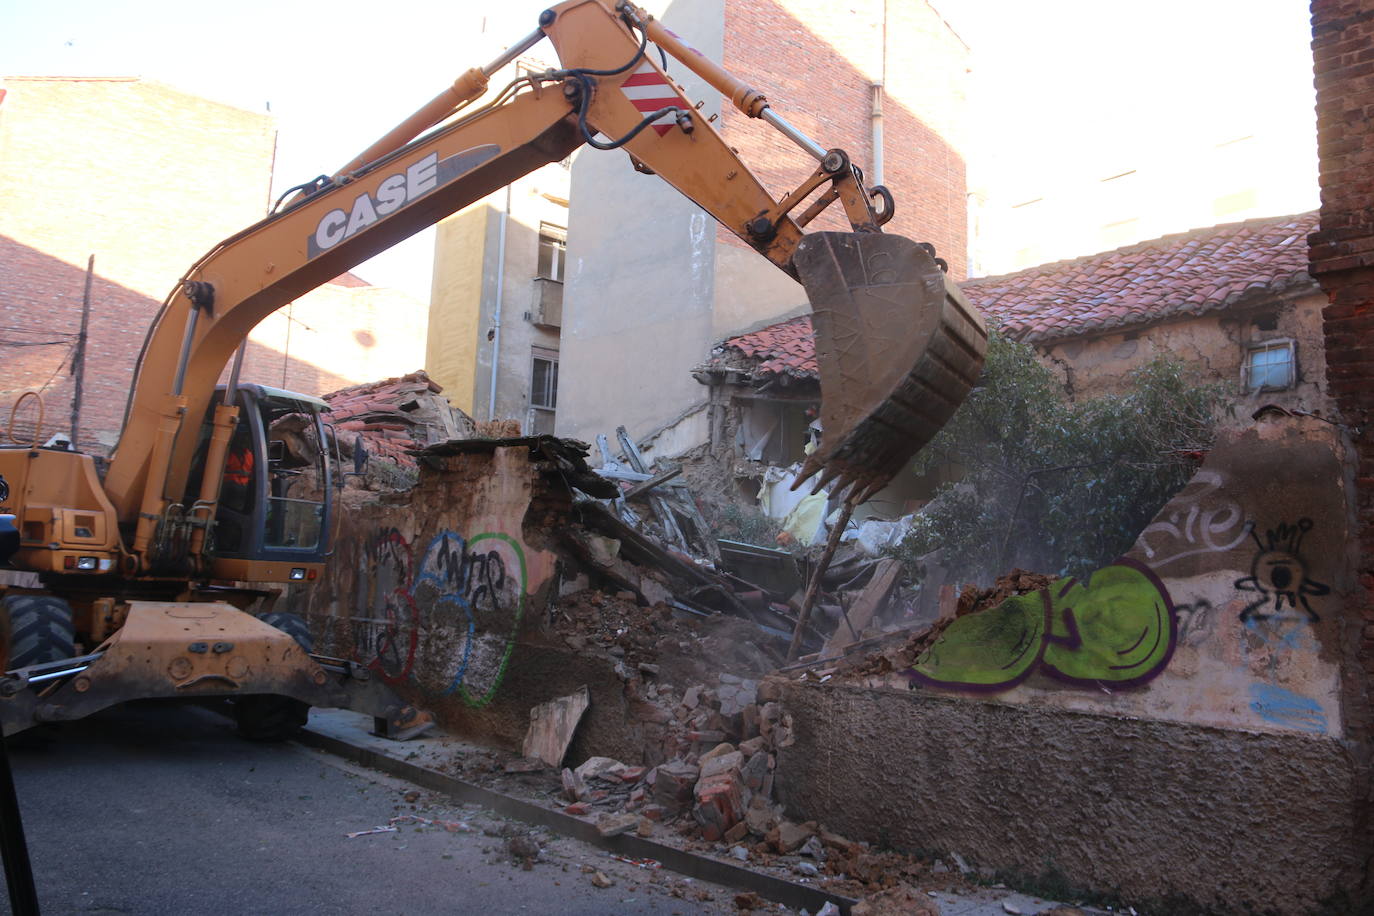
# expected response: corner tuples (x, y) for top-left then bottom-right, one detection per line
(0, 0), (986, 737)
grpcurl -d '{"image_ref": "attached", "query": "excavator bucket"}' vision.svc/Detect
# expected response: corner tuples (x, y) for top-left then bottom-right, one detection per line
(792, 231), (988, 503)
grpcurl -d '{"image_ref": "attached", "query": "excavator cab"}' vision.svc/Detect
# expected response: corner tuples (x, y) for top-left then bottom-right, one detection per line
(188, 385), (334, 581)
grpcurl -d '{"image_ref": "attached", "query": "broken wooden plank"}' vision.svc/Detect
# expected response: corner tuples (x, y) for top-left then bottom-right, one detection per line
(822, 557), (903, 656)
(616, 425), (689, 552)
(595, 467), (689, 488)
(522, 686), (591, 767)
(623, 466), (682, 501)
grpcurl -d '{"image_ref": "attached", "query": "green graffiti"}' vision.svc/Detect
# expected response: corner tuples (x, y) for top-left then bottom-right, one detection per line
(908, 559), (1175, 691)
(453, 531), (526, 709)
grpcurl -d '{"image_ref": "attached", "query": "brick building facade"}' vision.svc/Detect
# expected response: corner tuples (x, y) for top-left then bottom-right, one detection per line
(1308, 0), (1374, 895)
(0, 77), (427, 453)
(720, 0), (968, 275)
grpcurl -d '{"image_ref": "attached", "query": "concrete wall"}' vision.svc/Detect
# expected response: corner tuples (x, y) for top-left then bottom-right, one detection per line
(776, 682), (1359, 913)
(557, 0), (725, 448)
(773, 415), (1366, 910)
(1037, 290), (1331, 411)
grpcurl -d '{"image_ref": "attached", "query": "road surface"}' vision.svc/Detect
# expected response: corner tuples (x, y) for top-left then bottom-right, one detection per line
(3, 702), (733, 916)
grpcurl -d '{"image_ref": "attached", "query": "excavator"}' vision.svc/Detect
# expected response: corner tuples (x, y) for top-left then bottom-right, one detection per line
(0, 0), (986, 738)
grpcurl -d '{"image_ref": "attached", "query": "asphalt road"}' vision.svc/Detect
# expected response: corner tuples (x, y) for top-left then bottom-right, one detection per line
(1, 703), (734, 916)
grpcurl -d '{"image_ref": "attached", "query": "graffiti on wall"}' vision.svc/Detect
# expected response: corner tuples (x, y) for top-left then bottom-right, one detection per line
(1235, 518), (1329, 624)
(907, 558), (1176, 692)
(353, 527), (527, 705)
(1248, 683), (1328, 734)
(1136, 471), (1253, 572)
(353, 527), (420, 685)
(414, 529), (527, 707)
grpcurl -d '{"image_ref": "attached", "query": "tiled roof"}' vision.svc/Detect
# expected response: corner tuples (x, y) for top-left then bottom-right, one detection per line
(712, 212), (1319, 378)
(715, 314), (817, 378)
(966, 211), (1319, 343)
(323, 370), (466, 467)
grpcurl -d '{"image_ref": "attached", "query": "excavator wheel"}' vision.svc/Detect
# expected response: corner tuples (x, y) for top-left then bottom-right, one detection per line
(792, 231), (988, 503)
(233, 611), (312, 742)
(2, 594), (75, 671)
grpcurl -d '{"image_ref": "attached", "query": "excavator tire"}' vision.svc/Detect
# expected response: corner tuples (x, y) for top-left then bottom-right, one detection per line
(233, 611), (312, 742)
(792, 231), (987, 503)
(2, 594), (75, 671)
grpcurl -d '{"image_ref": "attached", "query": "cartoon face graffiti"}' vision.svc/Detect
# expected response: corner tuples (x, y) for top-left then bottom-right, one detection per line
(1235, 518), (1329, 623)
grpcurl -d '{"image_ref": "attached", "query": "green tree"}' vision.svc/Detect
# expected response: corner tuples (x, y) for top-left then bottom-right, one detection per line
(898, 332), (1225, 582)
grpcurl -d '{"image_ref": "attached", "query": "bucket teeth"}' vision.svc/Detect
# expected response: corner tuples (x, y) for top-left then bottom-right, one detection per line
(792, 231), (988, 503)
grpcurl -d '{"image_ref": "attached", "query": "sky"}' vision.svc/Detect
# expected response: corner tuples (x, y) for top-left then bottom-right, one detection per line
(2, 0), (1319, 295)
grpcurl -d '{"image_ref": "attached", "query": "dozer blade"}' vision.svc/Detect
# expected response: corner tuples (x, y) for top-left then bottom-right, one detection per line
(792, 231), (988, 503)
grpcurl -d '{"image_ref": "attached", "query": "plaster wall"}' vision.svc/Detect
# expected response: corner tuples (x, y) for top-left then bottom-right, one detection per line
(300, 447), (562, 727)
(429, 206), (494, 415)
(429, 166), (572, 426)
(1037, 290), (1331, 412)
(557, 0), (725, 448)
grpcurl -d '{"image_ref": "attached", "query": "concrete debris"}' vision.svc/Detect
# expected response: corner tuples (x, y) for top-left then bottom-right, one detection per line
(522, 685), (590, 768)
(589, 870), (615, 889)
(852, 885), (942, 916)
(1001, 903), (1022, 915)
(794, 861), (819, 877)
(506, 833), (541, 867)
(770, 820), (817, 854)
(595, 811), (641, 837)
(561, 767), (588, 802)
(574, 756), (628, 783)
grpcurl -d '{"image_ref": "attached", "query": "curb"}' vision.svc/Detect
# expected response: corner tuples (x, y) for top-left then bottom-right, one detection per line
(299, 723), (857, 915)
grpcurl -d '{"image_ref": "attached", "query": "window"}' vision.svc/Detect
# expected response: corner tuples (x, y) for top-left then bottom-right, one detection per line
(537, 223), (566, 282)
(1244, 340), (1295, 392)
(531, 352), (559, 410)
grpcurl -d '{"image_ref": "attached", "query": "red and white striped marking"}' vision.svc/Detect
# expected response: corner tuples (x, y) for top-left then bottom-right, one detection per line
(620, 61), (683, 136)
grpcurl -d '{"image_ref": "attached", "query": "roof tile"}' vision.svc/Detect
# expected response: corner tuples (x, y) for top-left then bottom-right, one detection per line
(710, 211), (1319, 378)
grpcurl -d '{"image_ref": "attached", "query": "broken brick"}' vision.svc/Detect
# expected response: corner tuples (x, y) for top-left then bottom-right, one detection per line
(699, 751), (744, 781)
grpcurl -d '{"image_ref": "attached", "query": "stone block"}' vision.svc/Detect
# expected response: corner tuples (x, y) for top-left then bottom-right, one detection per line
(596, 812), (640, 837)
(652, 761), (700, 813)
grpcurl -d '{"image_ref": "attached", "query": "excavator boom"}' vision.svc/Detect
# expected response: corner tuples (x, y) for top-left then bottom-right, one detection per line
(104, 0), (985, 557)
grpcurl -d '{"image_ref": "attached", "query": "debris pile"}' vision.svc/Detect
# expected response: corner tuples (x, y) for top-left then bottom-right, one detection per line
(323, 370), (474, 468)
(550, 674), (795, 844)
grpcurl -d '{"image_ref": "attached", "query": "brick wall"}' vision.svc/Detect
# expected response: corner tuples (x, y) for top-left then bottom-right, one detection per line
(720, 0), (968, 277)
(0, 77), (428, 453)
(1308, 0), (1374, 896)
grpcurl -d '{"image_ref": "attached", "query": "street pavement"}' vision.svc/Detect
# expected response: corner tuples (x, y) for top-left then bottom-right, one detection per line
(1, 703), (1098, 916)
(2, 702), (736, 915)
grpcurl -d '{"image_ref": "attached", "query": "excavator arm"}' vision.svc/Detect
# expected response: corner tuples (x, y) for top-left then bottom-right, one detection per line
(105, 0), (987, 571)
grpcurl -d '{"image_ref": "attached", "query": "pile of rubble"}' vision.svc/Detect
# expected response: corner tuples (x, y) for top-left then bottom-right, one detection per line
(323, 370), (474, 468)
(552, 674), (797, 844)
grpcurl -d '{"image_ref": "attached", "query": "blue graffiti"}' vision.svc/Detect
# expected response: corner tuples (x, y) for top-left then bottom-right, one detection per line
(417, 530), (475, 693)
(413, 529), (527, 706)
(1248, 683), (1327, 734)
